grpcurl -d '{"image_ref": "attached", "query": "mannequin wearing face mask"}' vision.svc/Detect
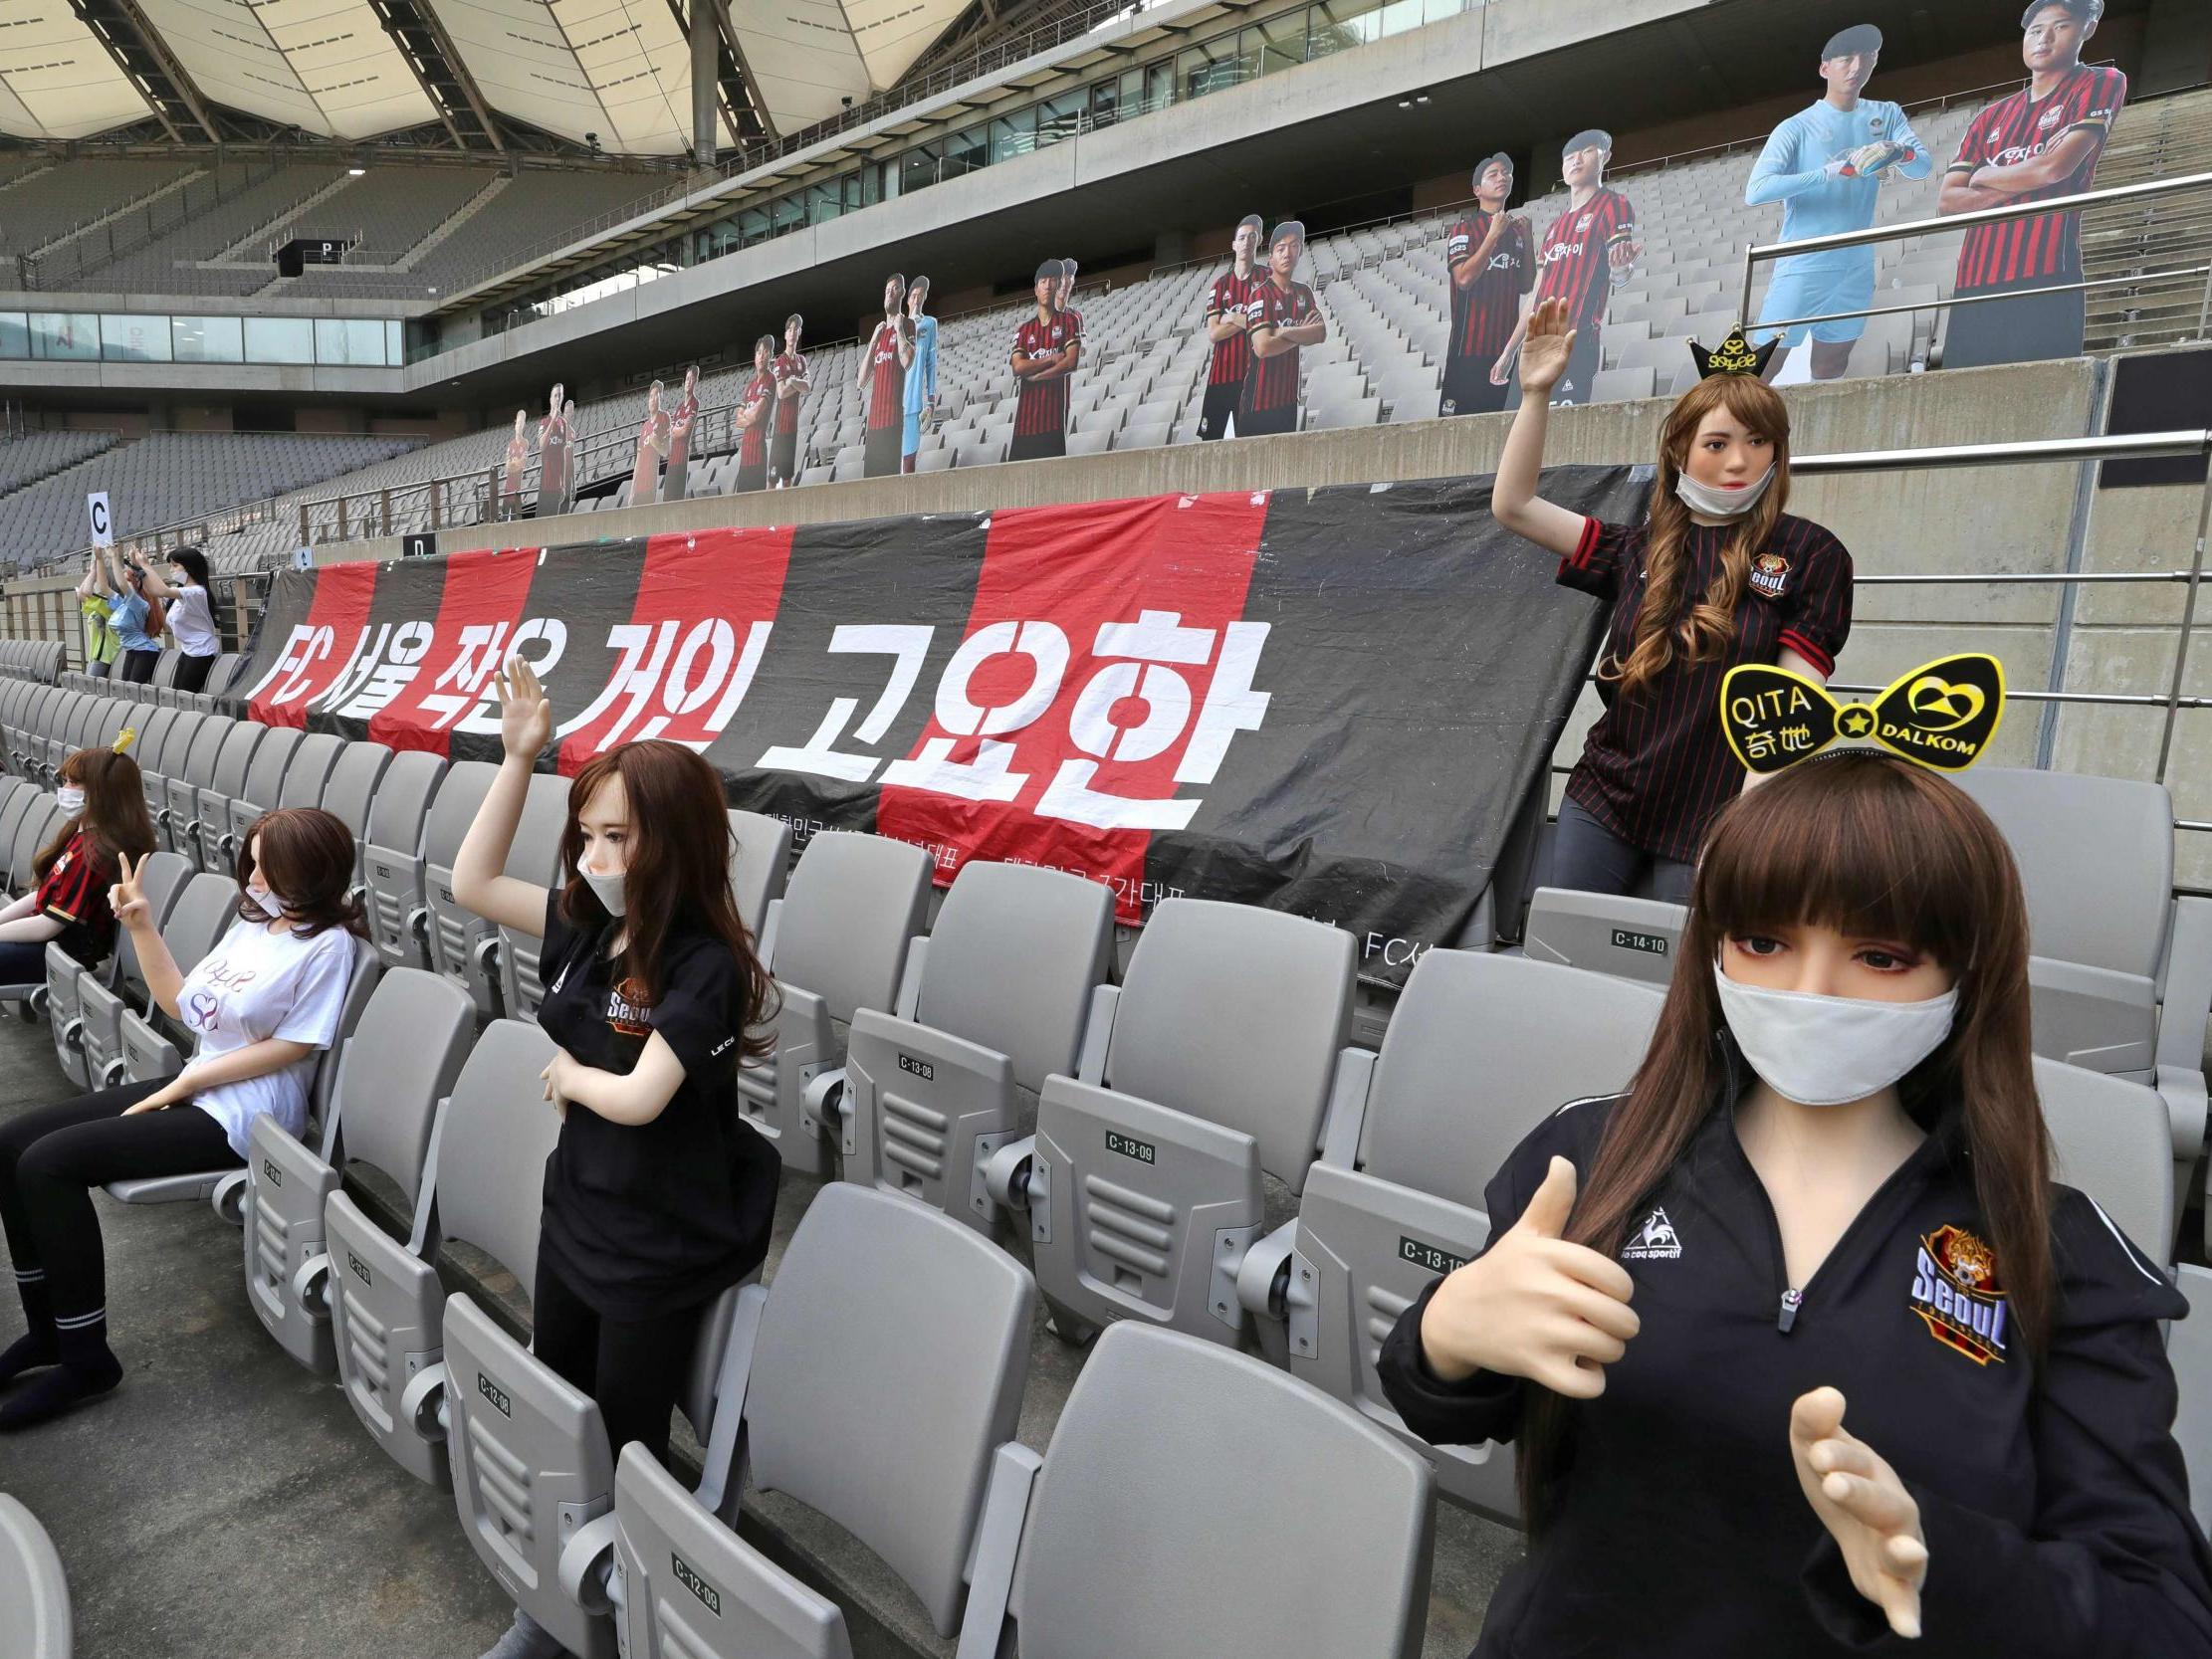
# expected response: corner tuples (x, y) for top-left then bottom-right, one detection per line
(1491, 299), (1856, 902)
(0, 808), (364, 1428)
(1379, 754), (2212, 1658)
(131, 545), (220, 692)
(452, 659), (780, 1659)
(0, 747), (156, 985)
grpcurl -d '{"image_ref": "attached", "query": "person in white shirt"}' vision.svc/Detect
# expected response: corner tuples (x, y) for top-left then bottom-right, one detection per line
(0, 806), (362, 1428)
(135, 545), (222, 693)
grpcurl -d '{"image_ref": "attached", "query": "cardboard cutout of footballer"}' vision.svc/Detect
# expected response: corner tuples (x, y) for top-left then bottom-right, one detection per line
(499, 410), (528, 521)
(771, 313), (808, 488)
(860, 274), (909, 478)
(628, 379), (668, 508)
(1200, 215), (1268, 440)
(1239, 221), (1325, 437)
(1008, 259), (1077, 462)
(662, 364), (701, 502)
(534, 382), (571, 518)
(1440, 154), (1533, 418)
(1502, 130), (1641, 408)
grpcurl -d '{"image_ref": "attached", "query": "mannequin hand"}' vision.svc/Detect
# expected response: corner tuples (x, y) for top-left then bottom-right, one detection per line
(1514, 299), (1576, 394)
(1791, 1387), (1927, 1639)
(111, 852), (150, 930)
(1417, 1155), (1639, 1397)
(541, 1050), (572, 1119)
(124, 1079), (187, 1114)
(495, 656), (553, 762)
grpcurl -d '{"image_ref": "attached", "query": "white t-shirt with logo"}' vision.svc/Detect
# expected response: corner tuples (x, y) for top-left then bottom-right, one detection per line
(167, 583), (219, 657)
(178, 918), (355, 1155)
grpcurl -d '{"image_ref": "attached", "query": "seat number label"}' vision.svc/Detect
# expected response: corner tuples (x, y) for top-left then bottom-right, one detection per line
(262, 1158), (283, 1186)
(347, 1250), (371, 1286)
(477, 1372), (513, 1418)
(1399, 1236), (1468, 1275)
(1104, 1130), (1156, 1164)
(898, 1052), (935, 1082)
(1610, 929), (1669, 955)
(672, 1552), (723, 1616)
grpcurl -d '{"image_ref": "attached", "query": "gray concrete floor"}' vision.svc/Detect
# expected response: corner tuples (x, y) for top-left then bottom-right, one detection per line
(0, 1010), (1522, 1658)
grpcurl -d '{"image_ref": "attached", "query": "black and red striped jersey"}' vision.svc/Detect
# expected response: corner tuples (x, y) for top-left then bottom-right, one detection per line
(1531, 187), (1637, 330)
(772, 351), (806, 436)
(37, 831), (117, 966)
(1242, 279), (1321, 415)
(1556, 512), (1853, 862)
(738, 372), (774, 468)
(1444, 211), (1536, 364)
(1948, 65), (2127, 289)
(865, 322), (904, 432)
(1011, 311), (1076, 437)
(1206, 271), (1265, 387)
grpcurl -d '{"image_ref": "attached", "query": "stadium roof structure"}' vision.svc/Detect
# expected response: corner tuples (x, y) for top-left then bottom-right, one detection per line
(0, 0), (994, 157)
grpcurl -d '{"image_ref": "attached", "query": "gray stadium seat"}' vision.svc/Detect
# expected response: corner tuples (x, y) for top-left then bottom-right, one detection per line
(329, 1018), (560, 1488)
(740, 831), (931, 1177)
(2037, 1054), (2174, 1263)
(164, 715), (228, 861)
(275, 731), (345, 811)
(111, 873), (246, 1093)
(726, 809), (790, 939)
(321, 739), (394, 893)
(1280, 950), (1662, 1520)
(498, 770), (570, 1019)
(2174, 1265), (2212, 1538)
(45, 849), (192, 1090)
(72, 853), (201, 1090)
(362, 750), (450, 971)
(960, 1322), (1433, 1659)
(422, 761), (504, 1018)
(985, 897), (1363, 1348)
(832, 862), (1113, 1236)
(243, 961), (467, 1372)
(194, 719), (266, 872)
(0, 1492), (70, 1659)
(8, 800), (66, 899)
(1522, 886), (1687, 987)
(0, 789), (45, 895)
(226, 723), (303, 853)
(559, 1182), (1036, 1656)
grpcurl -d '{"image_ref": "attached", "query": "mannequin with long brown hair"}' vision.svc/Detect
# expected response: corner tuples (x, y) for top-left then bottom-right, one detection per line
(1493, 298), (1854, 900)
(0, 745), (155, 983)
(1380, 753), (2212, 1656)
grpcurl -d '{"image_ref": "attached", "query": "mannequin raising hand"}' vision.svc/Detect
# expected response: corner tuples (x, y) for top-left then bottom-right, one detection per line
(1514, 297), (1579, 398)
(496, 657), (553, 763)
(1418, 1155), (1640, 1397)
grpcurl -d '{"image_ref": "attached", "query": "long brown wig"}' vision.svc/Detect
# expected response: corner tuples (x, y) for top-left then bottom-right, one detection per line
(1604, 373), (1793, 700)
(558, 740), (775, 1062)
(1517, 752), (2052, 1527)
(237, 807), (369, 937)
(36, 747), (156, 881)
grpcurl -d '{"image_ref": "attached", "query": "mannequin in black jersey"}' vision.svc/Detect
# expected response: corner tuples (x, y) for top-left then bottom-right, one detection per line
(454, 659), (779, 1659)
(1384, 751), (2212, 1656)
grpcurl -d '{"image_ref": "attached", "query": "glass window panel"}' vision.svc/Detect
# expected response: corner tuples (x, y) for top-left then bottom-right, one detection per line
(315, 317), (386, 365)
(739, 206), (773, 245)
(770, 194), (805, 235)
(899, 142), (940, 196)
(1253, 12), (1308, 74)
(1179, 37), (1248, 101)
(806, 180), (843, 223)
(945, 125), (988, 177)
(1088, 79), (1122, 127)
(101, 314), (171, 361)
(1144, 60), (1176, 110)
(30, 313), (100, 360)
(386, 319), (402, 364)
(1307, 0), (1384, 57)
(990, 106), (1035, 164)
(171, 314), (244, 363)
(1037, 91), (1084, 146)
(245, 316), (314, 363)
(0, 313), (27, 358)
(1377, 0), (1422, 37)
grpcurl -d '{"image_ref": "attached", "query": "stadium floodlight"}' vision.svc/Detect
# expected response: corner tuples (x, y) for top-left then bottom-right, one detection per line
(347, 166), (366, 176)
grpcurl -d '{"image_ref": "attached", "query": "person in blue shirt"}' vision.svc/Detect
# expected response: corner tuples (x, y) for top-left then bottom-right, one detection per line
(95, 546), (162, 684)
(1744, 24), (1931, 381)
(900, 275), (939, 474)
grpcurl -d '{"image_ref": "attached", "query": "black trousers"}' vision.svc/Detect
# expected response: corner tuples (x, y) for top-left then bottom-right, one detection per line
(734, 457), (768, 495)
(1197, 381), (1241, 441)
(1235, 401), (1298, 437)
(1005, 428), (1066, 463)
(0, 1081), (240, 1328)
(863, 424), (903, 479)
(1942, 272), (2087, 370)
(117, 650), (159, 685)
(171, 653), (215, 694)
(1548, 798), (1695, 904)
(1440, 352), (1511, 417)
(531, 1254), (707, 1467)
(770, 431), (798, 487)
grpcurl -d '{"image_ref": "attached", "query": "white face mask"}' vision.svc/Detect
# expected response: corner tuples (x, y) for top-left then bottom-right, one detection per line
(246, 880), (284, 919)
(1675, 464), (1775, 519)
(1713, 965), (1957, 1108)
(581, 867), (626, 918)
(55, 785), (86, 815)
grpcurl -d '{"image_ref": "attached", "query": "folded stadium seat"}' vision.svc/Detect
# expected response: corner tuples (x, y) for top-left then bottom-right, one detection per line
(983, 897), (1363, 1349)
(1113, 422), (1168, 452)
(224, 724), (302, 855)
(1065, 428), (1113, 458)
(77, 863), (227, 1091)
(1521, 886), (1687, 986)
(551, 1181), (1037, 1659)
(1274, 950), (1661, 1521)
(182, 652), (241, 714)
(798, 464), (833, 486)
(953, 443), (997, 469)
(321, 739), (392, 897)
(1952, 768), (2212, 1236)
(273, 731), (345, 815)
(739, 830), (931, 1177)
(418, 762), (505, 1019)
(33, 691), (84, 783)
(193, 719), (267, 873)
(2037, 1055), (2175, 1262)
(241, 961), (463, 1373)
(1592, 365), (1659, 403)
(1308, 397), (1381, 431)
(5, 799), (66, 900)
(0, 1493), (70, 1659)
(328, 1018), (558, 1487)
(162, 715), (228, 860)
(363, 750), (451, 971)
(129, 707), (188, 848)
(954, 1321), (1431, 1657)
(725, 809), (789, 939)
(45, 849), (193, 1090)
(917, 448), (956, 474)
(88, 695), (132, 752)
(828, 862), (1114, 1235)
(147, 650), (182, 707)
(496, 770), (571, 1019)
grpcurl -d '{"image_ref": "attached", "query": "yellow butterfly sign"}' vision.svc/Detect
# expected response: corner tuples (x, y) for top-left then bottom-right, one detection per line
(1720, 653), (2006, 776)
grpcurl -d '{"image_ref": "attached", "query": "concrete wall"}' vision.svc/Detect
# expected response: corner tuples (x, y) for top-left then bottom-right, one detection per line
(312, 353), (2212, 883)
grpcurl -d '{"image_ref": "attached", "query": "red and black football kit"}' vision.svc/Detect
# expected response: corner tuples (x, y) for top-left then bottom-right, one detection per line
(1943, 64), (2126, 369)
(1008, 311), (1075, 462)
(1510, 186), (1636, 408)
(1441, 211), (1534, 418)
(35, 833), (118, 967)
(770, 350), (806, 484)
(734, 372), (774, 493)
(1556, 512), (1852, 863)
(1200, 269), (1265, 440)
(1237, 279), (1321, 437)
(863, 321), (906, 479)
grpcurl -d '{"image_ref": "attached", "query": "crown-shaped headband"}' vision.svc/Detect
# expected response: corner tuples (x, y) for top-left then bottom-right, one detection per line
(1720, 653), (2007, 776)
(111, 726), (136, 756)
(1689, 326), (1779, 381)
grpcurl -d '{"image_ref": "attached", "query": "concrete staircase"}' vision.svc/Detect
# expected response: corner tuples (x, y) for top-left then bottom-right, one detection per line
(2083, 86), (2212, 352)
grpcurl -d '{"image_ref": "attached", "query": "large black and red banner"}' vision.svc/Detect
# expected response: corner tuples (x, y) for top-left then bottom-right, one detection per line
(231, 469), (1641, 980)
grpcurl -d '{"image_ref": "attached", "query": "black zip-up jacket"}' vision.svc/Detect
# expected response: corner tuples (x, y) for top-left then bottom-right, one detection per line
(1378, 1092), (2212, 1658)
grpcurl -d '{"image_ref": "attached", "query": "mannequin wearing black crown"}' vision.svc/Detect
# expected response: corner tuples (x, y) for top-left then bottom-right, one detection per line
(1485, 305), (1856, 899)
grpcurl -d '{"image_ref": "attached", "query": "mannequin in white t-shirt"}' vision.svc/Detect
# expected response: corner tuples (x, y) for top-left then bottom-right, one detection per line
(0, 807), (363, 1429)
(135, 545), (221, 695)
